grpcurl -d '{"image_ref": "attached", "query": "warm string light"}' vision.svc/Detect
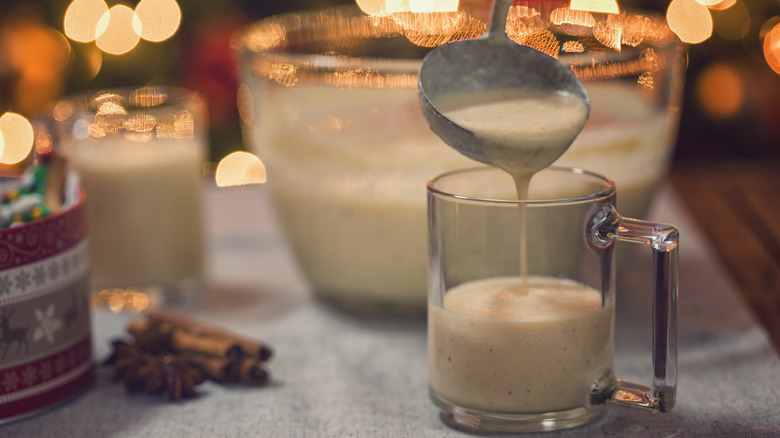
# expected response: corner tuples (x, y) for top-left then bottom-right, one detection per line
(215, 151), (266, 187)
(569, 0), (619, 15)
(696, 62), (744, 119)
(0, 113), (35, 165)
(666, 0), (713, 44)
(63, 0), (109, 43)
(63, 0), (181, 55)
(409, 0), (459, 13)
(135, 0), (182, 42)
(708, 0), (737, 11)
(694, 0), (723, 6)
(95, 5), (142, 55)
(764, 22), (780, 75)
(356, 0), (458, 15)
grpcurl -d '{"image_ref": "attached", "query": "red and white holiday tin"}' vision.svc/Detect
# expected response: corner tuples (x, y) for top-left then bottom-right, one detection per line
(0, 193), (93, 423)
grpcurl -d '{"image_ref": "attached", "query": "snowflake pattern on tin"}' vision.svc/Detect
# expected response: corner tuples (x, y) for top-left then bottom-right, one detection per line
(21, 364), (37, 387)
(32, 265), (46, 287)
(0, 241), (88, 304)
(0, 276), (10, 297)
(1, 370), (19, 392)
(0, 337), (92, 400)
(33, 304), (64, 344)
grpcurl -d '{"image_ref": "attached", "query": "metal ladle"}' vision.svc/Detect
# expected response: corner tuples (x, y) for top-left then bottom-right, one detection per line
(418, 0), (590, 168)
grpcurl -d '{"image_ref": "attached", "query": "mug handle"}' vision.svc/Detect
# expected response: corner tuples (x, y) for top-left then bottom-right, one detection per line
(591, 205), (678, 413)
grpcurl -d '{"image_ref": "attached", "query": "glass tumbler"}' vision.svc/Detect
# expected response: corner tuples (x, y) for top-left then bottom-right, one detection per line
(428, 166), (678, 432)
(53, 86), (207, 309)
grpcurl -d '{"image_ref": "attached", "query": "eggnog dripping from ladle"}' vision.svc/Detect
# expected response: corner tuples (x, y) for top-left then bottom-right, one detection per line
(434, 88), (589, 276)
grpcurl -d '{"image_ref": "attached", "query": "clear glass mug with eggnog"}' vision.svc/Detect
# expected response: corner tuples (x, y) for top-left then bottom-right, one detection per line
(233, 5), (684, 309)
(53, 87), (207, 309)
(427, 166), (678, 433)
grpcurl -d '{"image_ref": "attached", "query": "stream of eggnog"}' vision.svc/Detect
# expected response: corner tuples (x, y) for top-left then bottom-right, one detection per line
(434, 89), (589, 277)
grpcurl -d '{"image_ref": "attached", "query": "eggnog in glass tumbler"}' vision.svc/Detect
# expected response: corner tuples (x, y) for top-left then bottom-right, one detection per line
(54, 87), (206, 309)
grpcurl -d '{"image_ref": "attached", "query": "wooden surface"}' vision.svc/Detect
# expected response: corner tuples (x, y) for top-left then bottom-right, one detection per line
(671, 158), (780, 351)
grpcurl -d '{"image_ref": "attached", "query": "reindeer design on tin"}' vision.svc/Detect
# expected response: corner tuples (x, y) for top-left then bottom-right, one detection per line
(0, 308), (29, 359)
(62, 292), (80, 329)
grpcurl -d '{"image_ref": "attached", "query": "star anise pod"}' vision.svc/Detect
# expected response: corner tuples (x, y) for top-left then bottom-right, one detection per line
(158, 354), (206, 400)
(105, 340), (206, 400)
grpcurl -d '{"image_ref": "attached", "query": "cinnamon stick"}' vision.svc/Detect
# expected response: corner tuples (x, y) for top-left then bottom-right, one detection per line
(169, 329), (242, 360)
(236, 357), (269, 386)
(108, 312), (274, 400)
(146, 310), (273, 361)
(188, 354), (237, 383)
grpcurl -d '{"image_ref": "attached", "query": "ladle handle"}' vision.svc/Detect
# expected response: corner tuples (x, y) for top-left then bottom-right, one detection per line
(487, 0), (513, 42)
(594, 206), (678, 413)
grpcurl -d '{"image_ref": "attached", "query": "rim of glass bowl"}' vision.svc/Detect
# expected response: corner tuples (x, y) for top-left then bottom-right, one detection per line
(232, 5), (681, 89)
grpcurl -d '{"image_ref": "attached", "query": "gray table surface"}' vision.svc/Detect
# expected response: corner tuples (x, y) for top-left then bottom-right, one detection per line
(1, 181), (778, 437)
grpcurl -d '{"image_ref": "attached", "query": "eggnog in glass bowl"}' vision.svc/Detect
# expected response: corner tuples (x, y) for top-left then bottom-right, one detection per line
(232, 3), (684, 309)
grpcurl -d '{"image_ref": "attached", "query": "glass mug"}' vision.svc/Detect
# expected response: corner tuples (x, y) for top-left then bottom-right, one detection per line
(427, 166), (678, 432)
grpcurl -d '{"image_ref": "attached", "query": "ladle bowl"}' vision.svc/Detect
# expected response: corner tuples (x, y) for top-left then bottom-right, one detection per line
(417, 0), (590, 167)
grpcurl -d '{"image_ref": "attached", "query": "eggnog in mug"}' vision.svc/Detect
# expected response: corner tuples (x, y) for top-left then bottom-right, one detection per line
(427, 166), (679, 432)
(429, 276), (614, 413)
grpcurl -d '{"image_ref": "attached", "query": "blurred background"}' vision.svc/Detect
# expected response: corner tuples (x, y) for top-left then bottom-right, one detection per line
(0, 0), (777, 165)
(0, 0), (777, 345)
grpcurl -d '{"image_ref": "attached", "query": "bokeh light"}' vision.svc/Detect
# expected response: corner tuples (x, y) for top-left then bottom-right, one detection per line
(6, 27), (71, 83)
(215, 151), (266, 187)
(696, 62), (744, 119)
(82, 44), (104, 80)
(63, 0), (182, 55)
(4, 21), (71, 115)
(33, 125), (54, 157)
(707, 0), (737, 11)
(63, 0), (109, 43)
(97, 288), (151, 313)
(667, 0), (713, 44)
(356, 0), (457, 15)
(569, 0), (619, 15)
(356, 0), (386, 15)
(95, 5), (142, 55)
(0, 113), (35, 165)
(135, 0), (182, 42)
(551, 8), (596, 27)
(356, 0), (407, 14)
(408, 0), (458, 13)
(764, 21), (780, 75)
(694, 0), (722, 6)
